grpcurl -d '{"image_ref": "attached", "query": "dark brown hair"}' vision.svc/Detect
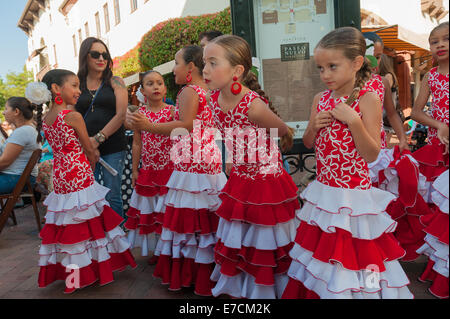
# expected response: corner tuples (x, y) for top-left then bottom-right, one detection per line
(316, 27), (371, 102)
(182, 45), (205, 75)
(6, 97), (42, 143)
(139, 70), (164, 87)
(429, 21), (449, 41)
(199, 30), (223, 42)
(77, 37), (113, 89)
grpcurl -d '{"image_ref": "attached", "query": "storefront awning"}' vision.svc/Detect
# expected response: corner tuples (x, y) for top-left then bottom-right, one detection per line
(362, 25), (430, 55)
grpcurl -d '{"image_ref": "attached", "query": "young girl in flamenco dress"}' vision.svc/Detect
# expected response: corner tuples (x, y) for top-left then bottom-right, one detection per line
(413, 22), (449, 299)
(281, 27), (414, 299)
(127, 46), (226, 296)
(28, 69), (136, 294)
(203, 35), (299, 299)
(125, 71), (174, 264)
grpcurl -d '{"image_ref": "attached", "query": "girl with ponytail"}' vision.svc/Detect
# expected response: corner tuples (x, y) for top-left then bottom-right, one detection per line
(0, 97), (41, 194)
(282, 27), (413, 299)
(26, 69), (136, 294)
(203, 34), (299, 299)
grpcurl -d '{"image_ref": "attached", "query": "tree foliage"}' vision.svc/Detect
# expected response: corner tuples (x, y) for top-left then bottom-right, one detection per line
(0, 66), (34, 121)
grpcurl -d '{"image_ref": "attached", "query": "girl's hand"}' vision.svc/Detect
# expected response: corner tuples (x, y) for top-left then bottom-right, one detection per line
(437, 122), (449, 150)
(225, 162), (233, 176)
(312, 111), (333, 132)
(90, 137), (100, 149)
(398, 139), (410, 153)
(330, 102), (360, 126)
(127, 112), (151, 132)
(132, 170), (139, 188)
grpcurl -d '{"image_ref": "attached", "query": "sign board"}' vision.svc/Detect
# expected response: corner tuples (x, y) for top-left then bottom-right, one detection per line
(281, 43), (310, 61)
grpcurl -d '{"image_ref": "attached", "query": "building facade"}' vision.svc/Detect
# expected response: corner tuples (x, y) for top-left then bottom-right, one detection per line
(18, 0), (229, 80)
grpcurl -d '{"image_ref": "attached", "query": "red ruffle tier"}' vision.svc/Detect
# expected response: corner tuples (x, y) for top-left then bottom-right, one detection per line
(38, 250), (136, 293)
(419, 260), (449, 299)
(413, 143), (449, 182)
(162, 206), (219, 235)
(153, 255), (215, 296)
(294, 222), (406, 272)
(213, 241), (293, 286)
(124, 207), (163, 235)
(135, 167), (173, 197)
(40, 206), (124, 245)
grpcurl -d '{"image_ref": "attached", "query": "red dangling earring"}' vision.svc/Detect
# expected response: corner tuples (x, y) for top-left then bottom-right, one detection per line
(186, 71), (192, 83)
(231, 76), (242, 95)
(54, 93), (63, 105)
(144, 96), (148, 105)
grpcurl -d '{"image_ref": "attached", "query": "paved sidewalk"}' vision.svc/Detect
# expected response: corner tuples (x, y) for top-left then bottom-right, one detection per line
(0, 203), (436, 299)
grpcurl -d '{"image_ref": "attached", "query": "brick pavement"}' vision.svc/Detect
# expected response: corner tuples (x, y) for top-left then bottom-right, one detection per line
(0, 202), (437, 299)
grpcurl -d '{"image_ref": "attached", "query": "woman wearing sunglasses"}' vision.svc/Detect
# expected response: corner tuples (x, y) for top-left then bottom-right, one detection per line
(75, 37), (128, 219)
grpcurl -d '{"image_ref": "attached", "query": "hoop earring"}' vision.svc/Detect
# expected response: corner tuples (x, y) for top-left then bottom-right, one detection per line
(54, 93), (63, 105)
(231, 76), (242, 95)
(186, 71), (192, 83)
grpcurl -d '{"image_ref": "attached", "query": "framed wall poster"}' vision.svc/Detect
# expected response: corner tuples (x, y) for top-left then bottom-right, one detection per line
(253, 0), (335, 121)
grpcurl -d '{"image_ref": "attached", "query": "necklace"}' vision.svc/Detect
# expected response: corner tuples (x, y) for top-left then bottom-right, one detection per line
(88, 89), (97, 112)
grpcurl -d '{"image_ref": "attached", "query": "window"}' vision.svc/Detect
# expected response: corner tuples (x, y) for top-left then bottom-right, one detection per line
(131, 0), (138, 12)
(72, 34), (77, 56)
(95, 12), (101, 37)
(85, 22), (89, 38)
(53, 44), (58, 65)
(104, 3), (110, 32)
(114, 0), (121, 25)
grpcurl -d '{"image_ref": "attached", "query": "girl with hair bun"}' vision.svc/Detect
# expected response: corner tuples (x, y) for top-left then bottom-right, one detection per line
(281, 27), (413, 299)
(0, 97), (41, 194)
(124, 70), (174, 264)
(29, 69), (136, 294)
(203, 34), (298, 299)
(127, 45), (226, 296)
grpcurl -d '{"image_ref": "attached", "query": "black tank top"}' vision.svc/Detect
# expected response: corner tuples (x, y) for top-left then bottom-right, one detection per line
(75, 83), (127, 156)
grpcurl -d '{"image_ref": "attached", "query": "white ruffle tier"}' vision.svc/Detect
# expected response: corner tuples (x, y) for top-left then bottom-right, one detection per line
(431, 170), (449, 214)
(154, 229), (216, 264)
(300, 180), (396, 218)
(369, 148), (394, 184)
(287, 245), (413, 299)
(211, 265), (290, 299)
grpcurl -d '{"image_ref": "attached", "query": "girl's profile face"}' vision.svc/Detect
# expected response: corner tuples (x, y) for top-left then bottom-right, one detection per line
(429, 27), (449, 63)
(173, 49), (190, 85)
(203, 43), (235, 91)
(314, 47), (360, 93)
(141, 72), (167, 103)
(59, 75), (81, 106)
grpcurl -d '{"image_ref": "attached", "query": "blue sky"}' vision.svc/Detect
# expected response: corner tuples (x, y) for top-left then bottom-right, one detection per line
(0, 0), (30, 80)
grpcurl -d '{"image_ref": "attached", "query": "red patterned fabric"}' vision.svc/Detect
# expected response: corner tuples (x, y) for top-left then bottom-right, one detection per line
(315, 90), (372, 189)
(171, 85), (222, 175)
(364, 74), (387, 149)
(43, 110), (94, 194)
(427, 68), (449, 147)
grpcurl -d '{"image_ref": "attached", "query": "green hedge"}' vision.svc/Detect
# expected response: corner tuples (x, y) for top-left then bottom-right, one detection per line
(139, 7), (232, 70)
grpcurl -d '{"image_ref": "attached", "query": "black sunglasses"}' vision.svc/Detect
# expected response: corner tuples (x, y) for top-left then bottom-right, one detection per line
(89, 50), (110, 60)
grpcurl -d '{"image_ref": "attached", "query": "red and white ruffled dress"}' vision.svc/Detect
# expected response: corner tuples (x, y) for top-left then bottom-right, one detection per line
(365, 74), (430, 260)
(125, 105), (174, 257)
(39, 110), (137, 293)
(282, 90), (414, 299)
(416, 170), (449, 299)
(153, 85), (227, 296)
(413, 68), (449, 203)
(209, 90), (299, 299)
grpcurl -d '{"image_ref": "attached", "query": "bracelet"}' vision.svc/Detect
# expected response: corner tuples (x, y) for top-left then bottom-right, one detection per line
(95, 132), (107, 144)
